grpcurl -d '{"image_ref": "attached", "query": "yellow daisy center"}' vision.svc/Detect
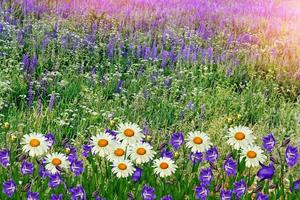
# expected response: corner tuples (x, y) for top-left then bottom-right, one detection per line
(114, 148), (125, 156)
(160, 162), (169, 169)
(234, 132), (245, 140)
(118, 163), (127, 170)
(136, 147), (146, 155)
(124, 128), (135, 137)
(193, 137), (203, 144)
(98, 139), (108, 147)
(29, 139), (41, 147)
(247, 150), (257, 159)
(52, 158), (62, 166)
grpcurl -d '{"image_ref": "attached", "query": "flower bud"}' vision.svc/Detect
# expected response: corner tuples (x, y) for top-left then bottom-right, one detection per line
(3, 122), (10, 129)
(214, 184), (222, 192)
(23, 183), (31, 192)
(281, 138), (290, 147)
(65, 148), (71, 155)
(10, 134), (17, 142)
(174, 151), (179, 159)
(109, 120), (116, 127)
(127, 192), (135, 200)
(145, 135), (152, 142)
(226, 117), (233, 124)
(92, 191), (99, 197)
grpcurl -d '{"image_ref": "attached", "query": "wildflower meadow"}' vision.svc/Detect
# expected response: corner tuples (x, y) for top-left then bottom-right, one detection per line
(1, 0), (300, 199)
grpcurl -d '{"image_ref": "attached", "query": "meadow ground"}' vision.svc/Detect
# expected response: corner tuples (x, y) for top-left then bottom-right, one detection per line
(0, 0), (300, 199)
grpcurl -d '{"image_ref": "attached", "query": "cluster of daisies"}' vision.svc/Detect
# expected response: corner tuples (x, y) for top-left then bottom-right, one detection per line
(20, 122), (177, 178)
(226, 126), (267, 168)
(20, 123), (271, 180)
(2, 122), (299, 199)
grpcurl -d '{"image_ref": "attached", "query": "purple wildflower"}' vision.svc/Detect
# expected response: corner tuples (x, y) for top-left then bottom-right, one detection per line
(21, 160), (34, 175)
(186, 101), (195, 111)
(82, 144), (92, 158)
(26, 191), (39, 200)
(170, 132), (184, 150)
(0, 149), (10, 167)
(195, 185), (208, 200)
(291, 180), (300, 192)
(27, 82), (34, 107)
(262, 133), (276, 153)
(69, 185), (86, 200)
(105, 128), (118, 138)
(39, 163), (48, 179)
(29, 55), (37, 74)
(141, 185), (156, 200)
(222, 157), (237, 176)
(50, 194), (63, 200)
(205, 147), (219, 163)
(132, 167), (142, 182)
(234, 179), (247, 198)
(116, 80), (123, 93)
(160, 148), (173, 159)
(45, 132), (55, 147)
(23, 53), (30, 73)
(70, 160), (84, 176)
(163, 77), (172, 88)
(48, 173), (62, 188)
(190, 152), (203, 164)
(67, 146), (78, 163)
(49, 93), (55, 111)
(2, 179), (16, 198)
(198, 167), (213, 186)
(285, 145), (299, 167)
(256, 192), (268, 200)
(220, 189), (232, 200)
(257, 163), (275, 181)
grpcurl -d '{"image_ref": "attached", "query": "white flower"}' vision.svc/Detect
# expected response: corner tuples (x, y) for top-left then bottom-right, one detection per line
(153, 157), (177, 177)
(111, 159), (135, 178)
(21, 133), (50, 157)
(227, 126), (256, 150)
(128, 142), (156, 164)
(117, 122), (144, 145)
(107, 142), (127, 162)
(186, 131), (212, 153)
(90, 133), (114, 157)
(241, 145), (267, 168)
(45, 153), (69, 174)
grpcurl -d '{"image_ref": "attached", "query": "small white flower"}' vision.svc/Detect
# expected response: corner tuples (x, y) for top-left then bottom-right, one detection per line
(117, 122), (144, 145)
(227, 126), (256, 150)
(128, 142), (156, 164)
(21, 133), (50, 157)
(111, 159), (135, 178)
(241, 145), (267, 168)
(153, 157), (177, 177)
(186, 131), (212, 153)
(45, 153), (69, 174)
(90, 132), (114, 157)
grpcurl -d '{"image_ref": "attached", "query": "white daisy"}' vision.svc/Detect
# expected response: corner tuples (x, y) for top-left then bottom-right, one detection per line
(90, 132), (114, 157)
(117, 122), (144, 145)
(227, 126), (256, 150)
(21, 133), (50, 157)
(128, 142), (156, 164)
(111, 159), (135, 178)
(241, 145), (267, 168)
(45, 153), (69, 174)
(186, 131), (212, 153)
(107, 142), (127, 162)
(153, 157), (177, 177)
